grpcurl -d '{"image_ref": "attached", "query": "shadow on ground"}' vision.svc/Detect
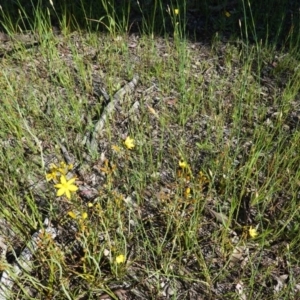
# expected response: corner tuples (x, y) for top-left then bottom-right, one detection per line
(0, 0), (299, 50)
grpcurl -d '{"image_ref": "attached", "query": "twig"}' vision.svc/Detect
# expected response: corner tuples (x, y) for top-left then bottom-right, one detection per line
(87, 74), (139, 153)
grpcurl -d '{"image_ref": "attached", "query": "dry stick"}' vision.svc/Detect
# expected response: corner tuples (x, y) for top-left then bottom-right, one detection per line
(206, 207), (229, 225)
(0, 219), (57, 300)
(87, 74), (139, 153)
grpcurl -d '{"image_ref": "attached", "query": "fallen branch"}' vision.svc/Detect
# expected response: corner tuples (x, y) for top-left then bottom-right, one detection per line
(87, 74), (139, 153)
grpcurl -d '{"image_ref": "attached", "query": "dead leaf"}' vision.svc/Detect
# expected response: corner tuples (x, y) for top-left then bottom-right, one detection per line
(146, 104), (159, 118)
(206, 207), (229, 224)
(165, 97), (177, 106)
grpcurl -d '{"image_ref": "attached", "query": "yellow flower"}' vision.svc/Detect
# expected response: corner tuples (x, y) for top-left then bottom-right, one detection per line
(249, 226), (258, 238)
(57, 161), (73, 175)
(46, 169), (58, 182)
(46, 163), (59, 181)
(112, 145), (121, 152)
(225, 11), (231, 18)
(174, 9), (179, 15)
(198, 171), (209, 184)
(68, 211), (77, 219)
(185, 187), (191, 198)
(179, 161), (189, 169)
(115, 254), (125, 264)
(46, 162), (73, 181)
(124, 136), (135, 150)
(82, 212), (88, 220)
(55, 175), (78, 199)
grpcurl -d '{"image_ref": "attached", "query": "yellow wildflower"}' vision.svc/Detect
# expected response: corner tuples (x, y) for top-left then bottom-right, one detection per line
(46, 169), (58, 182)
(112, 145), (121, 152)
(68, 211), (77, 219)
(179, 161), (189, 169)
(55, 175), (78, 199)
(174, 9), (179, 15)
(57, 161), (73, 175)
(82, 212), (88, 220)
(185, 187), (191, 198)
(46, 162), (73, 181)
(124, 136), (135, 150)
(115, 254), (125, 264)
(249, 226), (258, 238)
(198, 171), (209, 184)
(225, 11), (231, 18)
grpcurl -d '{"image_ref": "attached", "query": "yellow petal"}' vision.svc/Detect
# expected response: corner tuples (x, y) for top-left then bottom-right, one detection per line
(124, 137), (135, 150)
(46, 173), (53, 181)
(68, 185), (78, 192)
(185, 187), (191, 198)
(65, 190), (71, 199)
(56, 189), (65, 197)
(67, 177), (76, 185)
(112, 145), (121, 152)
(225, 11), (231, 17)
(49, 163), (58, 170)
(57, 162), (68, 174)
(60, 175), (67, 184)
(249, 226), (258, 238)
(68, 211), (77, 219)
(115, 254), (125, 264)
(82, 212), (88, 220)
(179, 161), (188, 168)
(60, 162), (67, 168)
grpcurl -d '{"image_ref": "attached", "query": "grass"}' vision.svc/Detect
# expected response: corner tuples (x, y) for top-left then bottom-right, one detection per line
(0, 0), (300, 299)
